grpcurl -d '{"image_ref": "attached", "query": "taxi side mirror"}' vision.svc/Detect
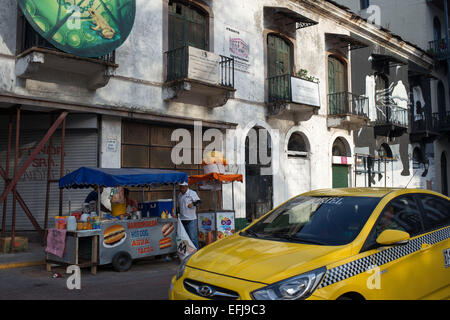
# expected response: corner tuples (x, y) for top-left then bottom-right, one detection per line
(376, 229), (410, 246)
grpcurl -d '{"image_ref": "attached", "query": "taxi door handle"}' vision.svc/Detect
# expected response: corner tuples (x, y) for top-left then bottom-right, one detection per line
(421, 243), (432, 251)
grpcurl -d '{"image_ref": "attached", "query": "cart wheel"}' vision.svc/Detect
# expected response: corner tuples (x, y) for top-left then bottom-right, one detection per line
(112, 251), (132, 272)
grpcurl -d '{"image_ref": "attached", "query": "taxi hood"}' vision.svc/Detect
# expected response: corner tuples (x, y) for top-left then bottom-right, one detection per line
(187, 234), (352, 284)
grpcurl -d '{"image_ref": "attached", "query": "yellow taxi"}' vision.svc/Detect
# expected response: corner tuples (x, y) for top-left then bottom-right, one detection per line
(169, 188), (450, 300)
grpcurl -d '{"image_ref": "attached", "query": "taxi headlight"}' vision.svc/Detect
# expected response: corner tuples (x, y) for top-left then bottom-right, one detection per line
(176, 254), (193, 280)
(251, 267), (326, 300)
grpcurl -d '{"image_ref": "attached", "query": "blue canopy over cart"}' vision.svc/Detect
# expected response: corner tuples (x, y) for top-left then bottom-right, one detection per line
(46, 167), (188, 273)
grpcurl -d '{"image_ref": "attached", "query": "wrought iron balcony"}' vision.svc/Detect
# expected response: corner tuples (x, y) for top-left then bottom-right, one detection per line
(436, 110), (450, 131)
(164, 46), (235, 107)
(410, 113), (440, 143)
(268, 74), (291, 104)
(165, 46), (235, 88)
(373, 104), (408, 137)
(267, 74), (320, 121)
(328, 91), (369, 117)
(428, 39), (450, 60)
(327, 91), (369, 130)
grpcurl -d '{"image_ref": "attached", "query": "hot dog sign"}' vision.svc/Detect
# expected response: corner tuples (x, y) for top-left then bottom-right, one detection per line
(99, 218), (177, 265)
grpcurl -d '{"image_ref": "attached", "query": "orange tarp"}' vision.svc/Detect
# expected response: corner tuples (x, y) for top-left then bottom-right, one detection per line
(188, 173), (243, 185)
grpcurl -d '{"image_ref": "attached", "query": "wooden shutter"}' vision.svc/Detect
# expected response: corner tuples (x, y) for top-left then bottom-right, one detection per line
(267, 34), (291, 77)
(168, 1), (207, 51)
(328, 56), (347, 94)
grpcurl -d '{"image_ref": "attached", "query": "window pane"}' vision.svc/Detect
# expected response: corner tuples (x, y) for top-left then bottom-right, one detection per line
(419, 194), (449, 232)
(150, 146), (175, 169)
(122, 145), (148, 168)
(374, 195), (423, 238)
(246, 196), (380, 246)
(150, 126), (176, 147)
(122, 122), (148, 145)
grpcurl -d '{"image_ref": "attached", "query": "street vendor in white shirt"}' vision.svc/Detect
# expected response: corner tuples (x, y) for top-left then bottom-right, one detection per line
(177, 181), (201, 249)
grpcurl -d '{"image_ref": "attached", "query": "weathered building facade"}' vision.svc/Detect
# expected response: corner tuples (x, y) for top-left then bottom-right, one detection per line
(336, 0), (450, 195)
(0, 0), (435, 235)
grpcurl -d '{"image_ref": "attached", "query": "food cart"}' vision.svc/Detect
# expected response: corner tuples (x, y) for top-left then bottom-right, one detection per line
(188, 172), (243, 247)
(46, 167), (188, 273)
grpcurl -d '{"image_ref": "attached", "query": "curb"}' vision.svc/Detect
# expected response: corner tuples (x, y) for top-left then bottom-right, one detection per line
(0, 260), (45, 270)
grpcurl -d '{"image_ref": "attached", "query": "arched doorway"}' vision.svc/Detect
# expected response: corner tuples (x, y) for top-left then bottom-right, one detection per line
(441, 152), (448, 196)
(332, 137), (351, 188)
(245, 127), (273, 221)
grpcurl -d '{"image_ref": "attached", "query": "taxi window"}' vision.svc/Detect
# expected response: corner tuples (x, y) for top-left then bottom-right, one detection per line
(373, 195), (423, 239)
(241, 196), (380, 246)
(418, 194), (450, 232)
(362, 195), (424, 252)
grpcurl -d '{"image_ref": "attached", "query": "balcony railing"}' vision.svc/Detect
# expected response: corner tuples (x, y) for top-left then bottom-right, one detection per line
(20, 18), (115, 63)
(166, 46), (235, 88)
(268, 74), (291, 104)
(411, 113), (439, 132)
(428, 39), (450, 60)
(328, 92), (369, 118)
(374, 104), (408, 127)
(436, 111), (450, 130)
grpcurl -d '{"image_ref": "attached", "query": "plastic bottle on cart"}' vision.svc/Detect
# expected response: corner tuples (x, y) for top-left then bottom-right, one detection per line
(67, 216), (77, 231)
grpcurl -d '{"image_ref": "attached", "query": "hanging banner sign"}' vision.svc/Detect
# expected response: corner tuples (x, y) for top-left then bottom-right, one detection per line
(18, 0), (136, 58)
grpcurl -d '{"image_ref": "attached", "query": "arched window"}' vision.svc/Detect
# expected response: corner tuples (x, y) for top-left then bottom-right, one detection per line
(168, 1), (208, 51)
(332, 137), (350, 157)
(287, 132), (309, 157)
(379, 143), (393, 159)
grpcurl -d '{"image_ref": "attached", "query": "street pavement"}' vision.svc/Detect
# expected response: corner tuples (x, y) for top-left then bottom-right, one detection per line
(0, 257), (179, 300)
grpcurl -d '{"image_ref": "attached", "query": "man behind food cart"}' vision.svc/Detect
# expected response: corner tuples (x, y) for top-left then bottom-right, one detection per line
(177, 181), (201, 249)
(84, 185), (110, 213)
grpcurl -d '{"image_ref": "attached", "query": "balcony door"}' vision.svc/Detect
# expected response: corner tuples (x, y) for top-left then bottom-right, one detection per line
(267, 34), (292, 102)
(328, 56), (348, 114)
(375, 74), (389, 122)
(437, 81), (446, 124)
(168, 1), (207, 51)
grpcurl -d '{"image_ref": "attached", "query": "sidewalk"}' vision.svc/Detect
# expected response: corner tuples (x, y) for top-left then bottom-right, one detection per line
(0, 242), (46, 270)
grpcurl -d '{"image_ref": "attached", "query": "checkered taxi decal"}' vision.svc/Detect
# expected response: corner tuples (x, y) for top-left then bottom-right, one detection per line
(318, 226), (450, 289)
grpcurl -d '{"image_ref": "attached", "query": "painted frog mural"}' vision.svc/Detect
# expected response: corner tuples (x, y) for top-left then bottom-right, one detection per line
(18, 0), (136, 58)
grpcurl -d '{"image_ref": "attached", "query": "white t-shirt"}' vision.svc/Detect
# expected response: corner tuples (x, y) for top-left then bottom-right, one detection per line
(178, 189), (200, 221)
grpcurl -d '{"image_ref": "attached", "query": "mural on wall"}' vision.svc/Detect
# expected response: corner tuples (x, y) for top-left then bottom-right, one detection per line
(412, 86), (426, 121)
(375, 80), (409, 125)
(18, 0), (136, 57)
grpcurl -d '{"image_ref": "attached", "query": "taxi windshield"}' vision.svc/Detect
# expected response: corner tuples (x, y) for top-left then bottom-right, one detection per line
(242, 196), (381, 246)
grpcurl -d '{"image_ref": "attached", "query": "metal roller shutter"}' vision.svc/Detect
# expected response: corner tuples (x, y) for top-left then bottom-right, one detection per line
(0, 117), (98, 231)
